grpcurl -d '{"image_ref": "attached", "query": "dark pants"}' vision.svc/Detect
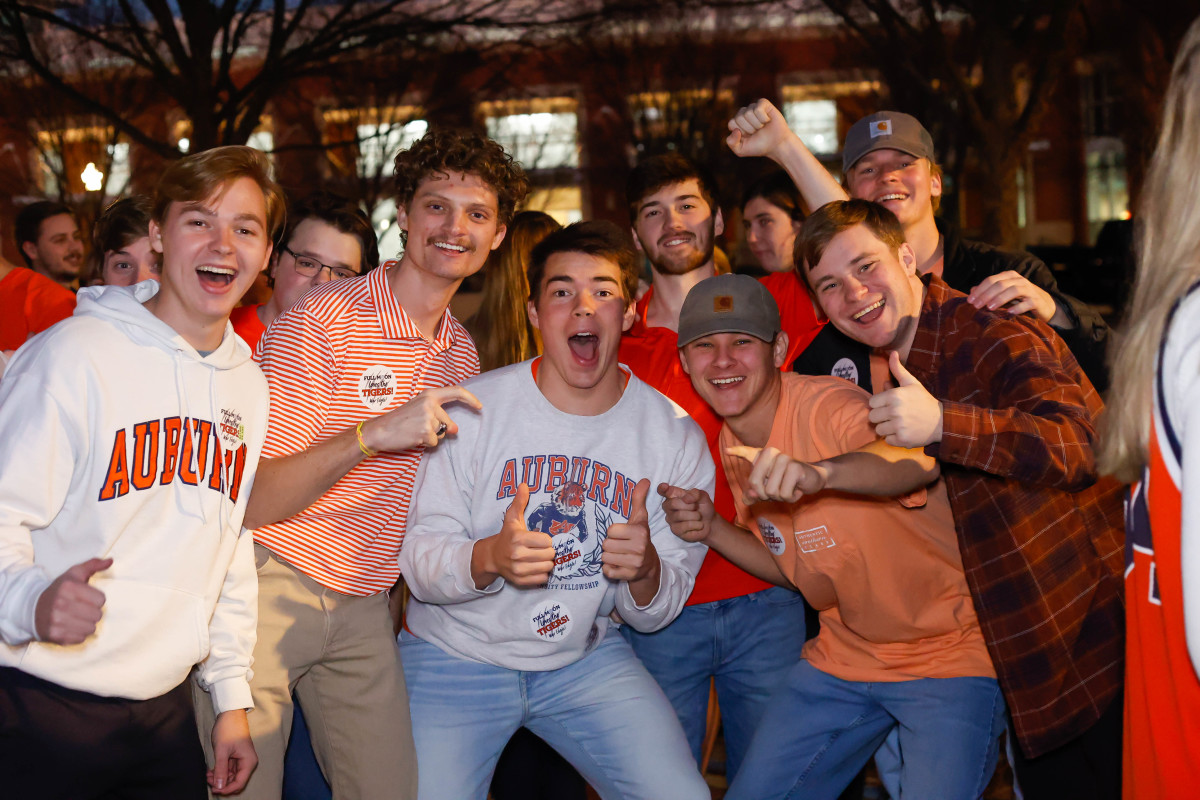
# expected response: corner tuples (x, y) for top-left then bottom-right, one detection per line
(0, 666), (207, 800)
(1009, 691), (1123, 800)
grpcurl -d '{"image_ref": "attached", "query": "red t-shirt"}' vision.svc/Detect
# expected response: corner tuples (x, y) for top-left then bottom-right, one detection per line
(759, 270), (824, 370)
(229, 304), (267, 354)
(0, 267), (75, 351)
(619, 288), (773, 604)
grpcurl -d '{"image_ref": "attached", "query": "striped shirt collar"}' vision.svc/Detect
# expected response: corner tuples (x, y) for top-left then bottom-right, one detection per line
(369, 260), (459, 350)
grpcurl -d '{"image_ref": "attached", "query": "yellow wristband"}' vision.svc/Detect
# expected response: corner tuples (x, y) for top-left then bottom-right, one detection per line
(356, 420), (377, 458)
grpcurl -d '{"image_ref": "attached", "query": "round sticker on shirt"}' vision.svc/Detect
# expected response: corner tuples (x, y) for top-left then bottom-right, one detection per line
(358, 365), (397, 411)
(831, 357), (860, 385)
(530, 600), (573, 642)
(757, 517), (787, 556)
(217, 407), (246, 451)
(552, 534), (583, 579)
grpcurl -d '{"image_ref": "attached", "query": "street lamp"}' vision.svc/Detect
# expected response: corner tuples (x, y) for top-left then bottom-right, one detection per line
(81, 161), (104, 192)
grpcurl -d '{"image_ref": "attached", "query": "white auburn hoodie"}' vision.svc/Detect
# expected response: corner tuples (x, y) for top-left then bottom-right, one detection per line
(0, 282), (267, 714)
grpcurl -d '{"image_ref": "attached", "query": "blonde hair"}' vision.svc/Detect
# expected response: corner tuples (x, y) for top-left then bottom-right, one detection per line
(1099, 16), (1200, 483)
(468, 210), (560, 372)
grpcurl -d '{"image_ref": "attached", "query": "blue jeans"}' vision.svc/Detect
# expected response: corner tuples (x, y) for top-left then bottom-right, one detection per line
(727, 660), (1007, 800)
(620, 585), (806, 781)
(398, 628), (709, 800)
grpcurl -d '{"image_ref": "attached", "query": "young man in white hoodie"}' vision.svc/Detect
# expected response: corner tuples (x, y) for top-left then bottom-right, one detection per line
(0, 145), (284, 799)
(398, 221), (715, 800)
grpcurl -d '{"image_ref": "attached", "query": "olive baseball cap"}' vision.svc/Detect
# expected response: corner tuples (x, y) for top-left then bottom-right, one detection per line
(677, 273), (781, 347)
(842, 111), (936, 173)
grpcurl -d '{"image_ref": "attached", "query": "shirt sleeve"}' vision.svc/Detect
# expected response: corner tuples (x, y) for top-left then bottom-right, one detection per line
(25, 277), (76, 338)
(615, 420), (713, 633)
(256, 306), (338, 458)
(0, 347), (79, 644)
(195, 528), (257, 713)
(398, 408), (502, 604)
(932, 317), (1099, 491)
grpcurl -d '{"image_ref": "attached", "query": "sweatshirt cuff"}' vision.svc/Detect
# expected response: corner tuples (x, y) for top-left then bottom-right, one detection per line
(7, 568), (52, 644)
(209, 677), (254, 715)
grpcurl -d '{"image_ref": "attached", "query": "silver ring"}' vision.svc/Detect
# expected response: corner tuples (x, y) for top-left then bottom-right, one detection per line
(436, 422), (448, 438)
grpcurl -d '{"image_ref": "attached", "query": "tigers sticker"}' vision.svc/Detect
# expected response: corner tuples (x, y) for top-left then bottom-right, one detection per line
(358, 365), (397, 411)
(530, 600), (573, 642)
(758, 517), (787, 555)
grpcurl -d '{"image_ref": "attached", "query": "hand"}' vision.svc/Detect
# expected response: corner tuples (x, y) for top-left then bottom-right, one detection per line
(967, 271), (1067, 326)
(726, 98), (796, 160)
(726, 445), (828, 503)
(34, 557), (112, 644)
(602, 479), (659, 583)
(868, 351), (943, 447)
(209, 709), (257, 795)
(474, 483), (555, 589)
(657, 483), (715, 544)
(361, 385), (482, 452)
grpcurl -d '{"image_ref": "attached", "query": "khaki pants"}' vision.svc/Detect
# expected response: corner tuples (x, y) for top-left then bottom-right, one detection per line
(195, 544), (417, 800)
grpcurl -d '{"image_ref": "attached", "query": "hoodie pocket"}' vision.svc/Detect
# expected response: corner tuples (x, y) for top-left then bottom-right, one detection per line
(19, 578), (208, 701)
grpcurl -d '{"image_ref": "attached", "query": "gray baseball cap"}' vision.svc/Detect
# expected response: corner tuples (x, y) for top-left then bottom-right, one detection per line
(677, 273), (781, 347)
(842, 111), (935, 173)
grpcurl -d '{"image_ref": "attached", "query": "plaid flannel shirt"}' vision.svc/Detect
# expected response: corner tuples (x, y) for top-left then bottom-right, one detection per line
(907, 275), (1125, 758)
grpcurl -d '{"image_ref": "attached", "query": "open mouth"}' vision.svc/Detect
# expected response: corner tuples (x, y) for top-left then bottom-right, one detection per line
(853, 299), (885, 324)
(875, 193), (907, 203)
(568, 332), (599, 363)
(709, 376), (744, 389)
(661, 235), (692, 248)
(433, 241), (470, 255)
(197, 265), (236, 288)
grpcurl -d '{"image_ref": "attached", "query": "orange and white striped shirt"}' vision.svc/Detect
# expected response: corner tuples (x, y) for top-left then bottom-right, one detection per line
(254, 264), (479, 595)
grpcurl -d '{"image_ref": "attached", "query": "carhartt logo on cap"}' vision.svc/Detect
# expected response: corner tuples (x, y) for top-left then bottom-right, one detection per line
(871, 120), (892, 138)
(714, 295), (734, 313)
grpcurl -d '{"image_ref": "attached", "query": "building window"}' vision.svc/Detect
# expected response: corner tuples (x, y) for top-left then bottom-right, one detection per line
(322, 106), (426, 180)
(524, 186), (583, 226)
(626, 89), (735, 154)
(480, 98), (579, 171)
(780, 79), (881, 158)
(781, 99), (838, 155)
(1085, 138), (1129, 239)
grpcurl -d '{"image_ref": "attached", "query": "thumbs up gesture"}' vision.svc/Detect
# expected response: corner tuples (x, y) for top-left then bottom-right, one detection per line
(602, 479), (660, 590)
(35, 557), (112, 645)
(867, 351), (943, 448)
(473, 483), (556, 589)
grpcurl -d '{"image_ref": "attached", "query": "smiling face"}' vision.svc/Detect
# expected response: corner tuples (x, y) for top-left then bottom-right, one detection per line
(396, 170), (506, 288)
(269, 217), (363, 315)
(26, 213), (84, 283)
(805, 222), (924, 358)
(632, 178), (724, 276)
(147, 176), (273, 351)
(844, 149), (941, 230)
(101, 235), (160, 287)
(680, 332), (787, 428)
(743, 196), (800, 273)
(527, 251), (636, 415)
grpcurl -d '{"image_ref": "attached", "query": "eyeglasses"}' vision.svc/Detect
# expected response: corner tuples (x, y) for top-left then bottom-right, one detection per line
(284, 246), (360, 280)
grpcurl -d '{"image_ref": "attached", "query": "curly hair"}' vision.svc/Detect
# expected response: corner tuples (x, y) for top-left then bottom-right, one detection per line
(392, 128), (529, 226)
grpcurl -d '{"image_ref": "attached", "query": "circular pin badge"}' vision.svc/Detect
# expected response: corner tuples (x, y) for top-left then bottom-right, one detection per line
(358, 365), (397, 412)
(757, 517), (787, 556)
(530, 600), (573, 642)
(552, 534), (583, 579)
(831, 357), (860, 386)
(216, 407), (246, 451)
